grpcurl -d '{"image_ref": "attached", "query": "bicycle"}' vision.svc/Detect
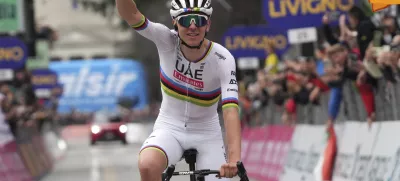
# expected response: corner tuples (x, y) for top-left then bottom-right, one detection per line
(162, 148), (250, 181)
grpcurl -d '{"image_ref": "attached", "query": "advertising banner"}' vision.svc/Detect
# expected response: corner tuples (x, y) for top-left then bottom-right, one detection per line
(243, 126), (268, 179)
(332, 121), (380, 181)
(260, 125), (294, 181)
(31, 69), (58, 98)
(262, 0), (359, 29)
(221, 26), (290, 59)
(31, 69), (58, 89)
(0, 141), (32, 181)
(331, 121), (400, 181)
(49, 59), (149, 113)
(241, 125), (294, 181)
(280, 125), (327, 181)
(0, 37), (28, 69)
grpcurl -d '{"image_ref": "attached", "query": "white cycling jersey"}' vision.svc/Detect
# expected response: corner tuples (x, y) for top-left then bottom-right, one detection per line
(133, 16), (239, 131)
(133, 16), (238, 181)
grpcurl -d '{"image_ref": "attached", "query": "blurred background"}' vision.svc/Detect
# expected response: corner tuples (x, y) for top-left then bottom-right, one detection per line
(0, 0), (399, 181)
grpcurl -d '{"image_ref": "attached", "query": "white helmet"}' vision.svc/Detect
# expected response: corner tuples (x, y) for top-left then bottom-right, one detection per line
(170, 0), (213, 19)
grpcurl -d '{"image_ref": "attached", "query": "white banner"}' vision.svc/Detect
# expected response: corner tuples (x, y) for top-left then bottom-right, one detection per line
(334, 121), (400, 181)
(376, 121), (400, 181)
(332, 121), (380, 181)
(279, 121), (400, 181)
(280, 125), (326, 181)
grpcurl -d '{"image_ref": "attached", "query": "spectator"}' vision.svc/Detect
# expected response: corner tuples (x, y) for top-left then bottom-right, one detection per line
(263, 41), (279, 75)
(347, 6), (376, 60)
(1, 83), (18, 136)
(380, 15), (400, 46)
(322, 6), (376, 60)
(327, 44), (376, 126)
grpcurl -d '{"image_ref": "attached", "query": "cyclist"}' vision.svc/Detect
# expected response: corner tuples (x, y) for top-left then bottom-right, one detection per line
(115, 0), (241, 180)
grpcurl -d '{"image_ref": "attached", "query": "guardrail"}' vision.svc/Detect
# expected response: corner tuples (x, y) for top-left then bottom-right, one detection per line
(0, 121), (67, 181)
(240, 77), (400, 181)
(245, 78), (400, 126)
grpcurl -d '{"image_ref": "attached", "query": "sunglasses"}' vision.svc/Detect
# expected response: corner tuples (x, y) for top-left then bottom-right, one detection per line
(176, 14), (209, 28)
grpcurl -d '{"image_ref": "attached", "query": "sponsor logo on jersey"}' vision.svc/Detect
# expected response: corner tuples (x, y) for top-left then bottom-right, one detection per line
(227, 88), (238, 92)
(214, 52), (226, 60)
(175, 59), (204, 80)
(229, 79), (237, 85)
(173, 70), (204, 88)
(231, 71), (236, 76)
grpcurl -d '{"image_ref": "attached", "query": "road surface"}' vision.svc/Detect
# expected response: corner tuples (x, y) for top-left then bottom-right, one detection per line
(42, 126), (255, 181)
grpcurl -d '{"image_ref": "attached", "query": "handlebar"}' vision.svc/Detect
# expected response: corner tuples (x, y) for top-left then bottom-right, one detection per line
(162, 161), (249, 181)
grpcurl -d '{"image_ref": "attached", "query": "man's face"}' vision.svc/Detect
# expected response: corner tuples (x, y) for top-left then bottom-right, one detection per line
(175, 14), (210, 47)
(331, 50), (348, 65)
(383, 17), (395, 31)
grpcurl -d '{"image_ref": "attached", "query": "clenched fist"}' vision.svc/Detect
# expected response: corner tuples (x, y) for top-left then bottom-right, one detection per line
(219, 162), (238, 178)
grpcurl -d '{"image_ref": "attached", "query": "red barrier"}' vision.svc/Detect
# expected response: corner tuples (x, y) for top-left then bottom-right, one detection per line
(0, 141), (32, 181)
(15, 128), (54, 180)
(241, 125), (294, 181)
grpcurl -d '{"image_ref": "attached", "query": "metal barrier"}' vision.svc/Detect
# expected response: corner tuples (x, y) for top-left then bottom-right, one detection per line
(245, 79), (400, 126)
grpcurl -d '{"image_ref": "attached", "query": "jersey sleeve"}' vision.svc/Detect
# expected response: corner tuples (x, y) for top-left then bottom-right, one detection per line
(131, 15), (176, 52)
(219, 53), (239, 110)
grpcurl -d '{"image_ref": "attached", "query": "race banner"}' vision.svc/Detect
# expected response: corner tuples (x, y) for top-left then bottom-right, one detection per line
(31, 69), (58, 98)
(332, 121), (380, 181)
(280, 124), (327, 181)
(0, 37), (28, 69)
(0, 141), (32, 181)
(262, 0), (360, 29)
(241, 125), (294, 181)
(49, 59), (149, 113)
(260, 125), (294, 181)
(242, 126), (268, 179)
(221, 25), (290, 59)
(332, 121), (400, 181)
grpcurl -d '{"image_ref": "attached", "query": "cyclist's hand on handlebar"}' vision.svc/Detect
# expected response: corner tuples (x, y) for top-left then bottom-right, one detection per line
(219, 162), (238, 178)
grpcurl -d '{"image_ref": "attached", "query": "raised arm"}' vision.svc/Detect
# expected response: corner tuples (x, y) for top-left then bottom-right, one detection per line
(115, 0), (143, 25)
(115, 0), (176, 52)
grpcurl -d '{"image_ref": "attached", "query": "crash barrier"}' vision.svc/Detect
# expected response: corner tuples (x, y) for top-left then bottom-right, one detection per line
(0, 122), (67, 181)
(241, 125), (294, 181)
(241, 120), (400, 181)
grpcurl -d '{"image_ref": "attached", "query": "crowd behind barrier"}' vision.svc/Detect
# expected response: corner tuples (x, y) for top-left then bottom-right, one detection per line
(0, 66), (65, 181)
(238, 5), (400, 181)
(238, 5), (400, 128)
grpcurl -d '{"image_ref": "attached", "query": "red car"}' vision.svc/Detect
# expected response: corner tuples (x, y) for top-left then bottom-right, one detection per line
(89, 112), (128, 145)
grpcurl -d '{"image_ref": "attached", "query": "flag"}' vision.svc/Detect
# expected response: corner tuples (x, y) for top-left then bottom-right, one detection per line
(313, 124), (337, 181)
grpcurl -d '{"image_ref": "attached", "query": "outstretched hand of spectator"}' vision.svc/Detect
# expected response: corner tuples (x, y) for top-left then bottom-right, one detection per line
(357, 70), (367, 85)
(364, 44), (376, 62)
(309, 87), (321, 102)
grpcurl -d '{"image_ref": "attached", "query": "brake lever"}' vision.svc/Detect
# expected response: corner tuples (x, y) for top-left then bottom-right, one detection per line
(237, 161), (250, 181)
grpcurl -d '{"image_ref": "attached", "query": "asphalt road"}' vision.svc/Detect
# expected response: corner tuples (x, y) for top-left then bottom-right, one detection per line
(41, 125), (254, 181)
